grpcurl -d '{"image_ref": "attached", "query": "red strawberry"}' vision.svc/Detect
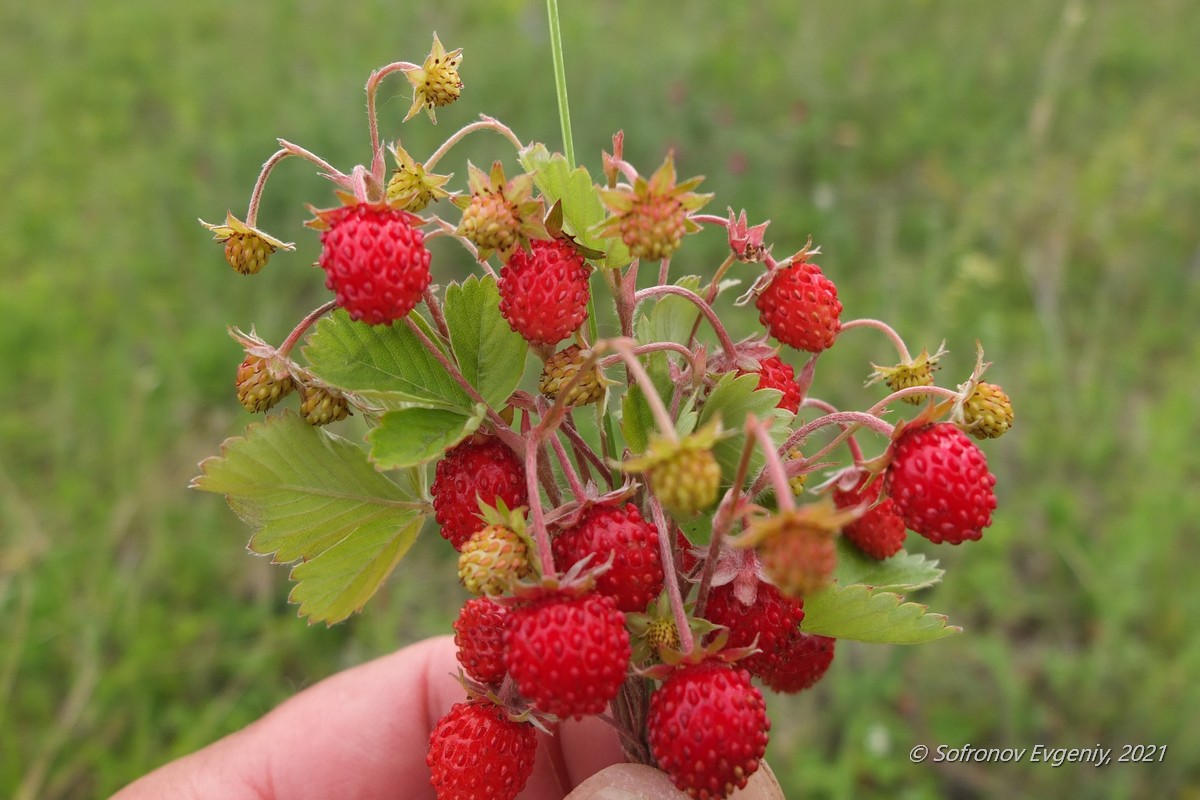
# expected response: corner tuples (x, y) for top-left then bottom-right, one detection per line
(737, 354), (801, 413)
(702, 580), (804, 677)
(498, 238), (590, 345)
(431, 437), (528, 550)
(757, 633), (835, 694)
(833, 474), (907, 559)
(755, 258), (842, 353)
(315, 202), (431, 325)
(426, 700), (537, 800)
(504, 591), (630, 719)
(453, 598), (509, 686)
(885, 423), (996, 544)
(553, 503), (664, 613)
(648, 660), (770, 799)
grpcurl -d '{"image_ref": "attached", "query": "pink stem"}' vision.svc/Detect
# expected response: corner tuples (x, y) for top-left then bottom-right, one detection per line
(277, 300), (338, 359)
(245, 148), (290, 227)
(547, 429), (587, 501)
(423, 287), (451, 341)
(365, 61), (420, 182)
(648, 496), (695, 656)
(800, 397), (865, 463)
(402, 316), (513, 440)
(424, 115), (524, 171)
(750, 416), (795, 512)
(597, 341), (695, 369)
(867, 385), (960, 413)
(840, 318), (912, 362)
(691, 214), (730, 228)
(633, 285), (738, 360)
(694, 428), (757, 617)
(612, 340), (677, 441)
(523, 435), (557, 580)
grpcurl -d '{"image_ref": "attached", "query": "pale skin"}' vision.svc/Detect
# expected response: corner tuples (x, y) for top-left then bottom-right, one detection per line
(111, 636), (783, 800)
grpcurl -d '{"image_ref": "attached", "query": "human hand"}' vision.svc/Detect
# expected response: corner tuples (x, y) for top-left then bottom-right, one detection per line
(111, 635), (782, 799)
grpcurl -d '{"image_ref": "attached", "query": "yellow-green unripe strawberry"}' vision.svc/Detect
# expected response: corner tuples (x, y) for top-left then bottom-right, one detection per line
(539, 345), (604, 408)
(962, 382), (1014, 439)
(235, 354), (294, 413)
(299, 384), (351, 426)
(458, 524), (532, 596)
(624, 423), (723, 519)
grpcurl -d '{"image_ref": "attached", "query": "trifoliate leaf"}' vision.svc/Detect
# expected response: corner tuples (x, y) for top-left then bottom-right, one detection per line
(304, 309), (472, 411)
(800, 584), (960, 644)
(368, 403), (487, 470)
(191, 412), (426, 624)
(443, 275), (529, 409)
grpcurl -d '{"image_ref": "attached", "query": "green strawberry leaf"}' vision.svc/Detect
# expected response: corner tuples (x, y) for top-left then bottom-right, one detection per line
(800, 584), (961, 644)
(191, 412), (426, 624)
(289, 513), (423, 625)
(368, 403), (487, 470)
(698, 371), (792, 483)
(443, 275), (529, 409)
(519, 143), (631, 267)
(304, 309), (472, 411)
(620, 383), (655, 455)
(833, 538), (944, 592)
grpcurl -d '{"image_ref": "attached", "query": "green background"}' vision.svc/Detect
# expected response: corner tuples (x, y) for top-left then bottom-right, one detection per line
(3, 1), (1198, 797)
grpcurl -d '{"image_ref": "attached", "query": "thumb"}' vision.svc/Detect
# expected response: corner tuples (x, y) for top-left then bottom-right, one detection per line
(563, 761), (785, 800)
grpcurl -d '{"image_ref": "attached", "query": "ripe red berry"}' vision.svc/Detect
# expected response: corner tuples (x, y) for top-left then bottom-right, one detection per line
(317, 203), (431, 325)
(702, 581), (805, 677)
(553, 503), (664, 613)
(648, 660), (770, 799)
(885, 423), (996, 544)
(426, 700), (536, 800)
(431, 437), (528, 550)
(498, 238), (590, 345)
(757, 633), (835, 694)
(833, 475), (908, 559)
(504, 591), (630, 719)
(737, 354), (801, 414)
(755, 258), (842, 353)
(453, 597), (509, 685)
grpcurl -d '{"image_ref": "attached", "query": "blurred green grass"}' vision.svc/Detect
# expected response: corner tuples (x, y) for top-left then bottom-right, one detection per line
(3, 1), (1199, 797)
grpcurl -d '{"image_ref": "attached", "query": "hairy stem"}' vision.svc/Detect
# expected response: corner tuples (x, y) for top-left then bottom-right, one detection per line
(750, 415), (795, 512)
(840, 317), (912, 363)
(633, 284), (738, 360)
(365, 61), (419, 182)
(612, 339), (677, 441)
(648, 496), (695, 656)
(277, 300), (338, 359)
(245, 148), (290, 227)
(424, 116), (524, 171)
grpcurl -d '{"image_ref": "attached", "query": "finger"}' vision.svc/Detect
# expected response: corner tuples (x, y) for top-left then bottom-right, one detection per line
(110, 635), (626, 800)
(564, 761), (785, 800)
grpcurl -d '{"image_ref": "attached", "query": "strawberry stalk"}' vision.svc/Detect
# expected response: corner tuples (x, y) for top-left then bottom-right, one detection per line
(694, 424), (759, 617)
(647, 494), (695, 656)
(364, 60), (420, 182)
(840, 317), (913, 362)
(276, 300), (338, 359)
(633, 284), (738, 360)
(749, 415), (795, 512)
(424, 116), (524, 171)
(611, 339), (677, 441)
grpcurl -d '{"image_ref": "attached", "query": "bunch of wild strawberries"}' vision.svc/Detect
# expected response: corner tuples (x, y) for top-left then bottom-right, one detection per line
(201, 36), (1013, 800)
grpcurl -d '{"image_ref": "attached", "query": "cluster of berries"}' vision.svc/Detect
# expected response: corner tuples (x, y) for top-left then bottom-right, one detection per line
(200, 35), (1013, 800)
